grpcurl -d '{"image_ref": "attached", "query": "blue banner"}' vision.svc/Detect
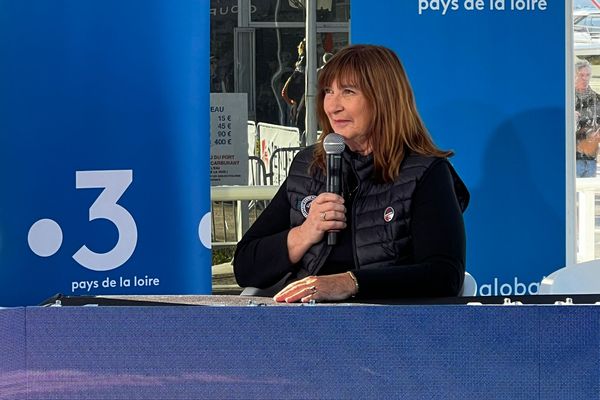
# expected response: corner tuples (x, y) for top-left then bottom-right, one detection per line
(0, 0), (211, 305)
(352, 1), (566, 295)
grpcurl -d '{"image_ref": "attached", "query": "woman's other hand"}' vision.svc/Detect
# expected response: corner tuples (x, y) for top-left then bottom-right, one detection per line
(273, 273), (358, 303)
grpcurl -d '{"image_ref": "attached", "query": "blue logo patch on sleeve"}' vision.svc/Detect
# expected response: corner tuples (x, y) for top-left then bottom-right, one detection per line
(300, 195), (317, 218)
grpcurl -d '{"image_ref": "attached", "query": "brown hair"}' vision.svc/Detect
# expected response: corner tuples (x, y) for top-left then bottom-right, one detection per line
(314, 44), (452, 183)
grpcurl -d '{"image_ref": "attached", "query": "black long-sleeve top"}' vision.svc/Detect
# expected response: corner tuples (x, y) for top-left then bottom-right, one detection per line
(233, 161), (467, 298)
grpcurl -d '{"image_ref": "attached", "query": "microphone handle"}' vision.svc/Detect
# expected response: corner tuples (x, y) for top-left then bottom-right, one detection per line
(326, 154), (342, 246)
(327, 231), (338, 245)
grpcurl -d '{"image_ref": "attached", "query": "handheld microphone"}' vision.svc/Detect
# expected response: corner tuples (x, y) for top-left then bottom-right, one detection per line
(323, 133), (345, 246)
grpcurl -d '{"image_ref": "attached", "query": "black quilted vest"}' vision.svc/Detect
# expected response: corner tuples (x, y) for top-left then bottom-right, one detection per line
(286, 145), (469, 279)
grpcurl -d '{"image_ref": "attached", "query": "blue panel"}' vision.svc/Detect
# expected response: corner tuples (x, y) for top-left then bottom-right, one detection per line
(351, 2), (566, 295)
(0, 308), (26, 372)
(539, 307), (600, 399)
(0, 0), (211, 305)
(24, 306), (600, 399)
(0, 308), (26, 400)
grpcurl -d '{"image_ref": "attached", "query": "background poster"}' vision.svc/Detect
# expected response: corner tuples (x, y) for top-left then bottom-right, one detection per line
(0, 0), (211, 305)
(352, 0), (566, 295)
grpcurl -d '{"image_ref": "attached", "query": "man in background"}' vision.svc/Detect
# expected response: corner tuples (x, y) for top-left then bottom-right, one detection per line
(575, 59), (600, 177)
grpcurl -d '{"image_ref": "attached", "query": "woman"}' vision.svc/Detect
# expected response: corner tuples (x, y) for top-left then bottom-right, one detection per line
(234, 45), (469, 302)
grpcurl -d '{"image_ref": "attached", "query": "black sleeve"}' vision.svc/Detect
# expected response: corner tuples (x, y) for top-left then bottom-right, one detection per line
(352, 161), (467, 298)
(233, 180), (298, 288)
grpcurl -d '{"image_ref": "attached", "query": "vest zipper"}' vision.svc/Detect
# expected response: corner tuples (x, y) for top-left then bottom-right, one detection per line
(349, 159), (361, 271)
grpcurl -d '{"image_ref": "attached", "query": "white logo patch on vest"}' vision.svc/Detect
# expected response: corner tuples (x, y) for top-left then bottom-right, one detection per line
(383, 207), (395, 223)
(300, 195), (317, 218)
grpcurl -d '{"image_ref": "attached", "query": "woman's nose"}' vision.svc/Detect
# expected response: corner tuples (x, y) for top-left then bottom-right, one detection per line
(326, 94), (342, 113)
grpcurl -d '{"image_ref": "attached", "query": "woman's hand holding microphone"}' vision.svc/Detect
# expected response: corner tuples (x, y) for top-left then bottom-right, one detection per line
(300, 192), (347, 244)
(287, 193), (346, 264)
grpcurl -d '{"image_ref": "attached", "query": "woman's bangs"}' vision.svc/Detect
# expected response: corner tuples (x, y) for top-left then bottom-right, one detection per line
(320, 57), (361, 89)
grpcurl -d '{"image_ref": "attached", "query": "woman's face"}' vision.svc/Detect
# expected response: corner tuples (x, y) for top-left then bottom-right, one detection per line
(323, 79), (372, 154)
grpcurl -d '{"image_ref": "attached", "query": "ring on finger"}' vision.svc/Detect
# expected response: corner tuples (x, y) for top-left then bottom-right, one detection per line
(320, 212), (327, 221)
(308, 285), (318, 294)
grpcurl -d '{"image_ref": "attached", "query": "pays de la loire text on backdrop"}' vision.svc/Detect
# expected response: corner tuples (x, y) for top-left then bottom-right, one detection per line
(418, 0), (548, 15)
(71, 275), (160, 293)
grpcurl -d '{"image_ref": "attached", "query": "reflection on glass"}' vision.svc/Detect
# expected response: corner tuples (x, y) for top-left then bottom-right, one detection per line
(250, 0), (349, 23)
(210, 0), (236, 93)
(255, 30), (348, 132)
(209, 0), (349, 129)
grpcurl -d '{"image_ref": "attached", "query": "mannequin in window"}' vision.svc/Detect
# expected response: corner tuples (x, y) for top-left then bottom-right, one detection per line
(281, 39), (306, 134)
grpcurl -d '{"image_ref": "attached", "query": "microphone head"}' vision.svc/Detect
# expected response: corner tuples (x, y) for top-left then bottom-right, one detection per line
(323, 133), (345, 155)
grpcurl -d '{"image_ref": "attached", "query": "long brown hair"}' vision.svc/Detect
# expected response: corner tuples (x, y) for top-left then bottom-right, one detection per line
(314, 45), (452, 183)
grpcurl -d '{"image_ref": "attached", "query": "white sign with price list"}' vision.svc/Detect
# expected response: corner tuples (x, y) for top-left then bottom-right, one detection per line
(210, 93), (248, 186)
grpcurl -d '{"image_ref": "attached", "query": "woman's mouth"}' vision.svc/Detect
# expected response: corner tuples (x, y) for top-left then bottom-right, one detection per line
(332, 119), (350, 127)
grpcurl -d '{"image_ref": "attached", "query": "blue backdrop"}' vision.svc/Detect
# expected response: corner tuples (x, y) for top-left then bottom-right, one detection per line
(0, 0), (211, 305)
(352, 1), (566, 295)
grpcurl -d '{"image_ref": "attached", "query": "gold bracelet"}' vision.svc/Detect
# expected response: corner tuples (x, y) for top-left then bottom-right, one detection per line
(346, 271), (359, 296)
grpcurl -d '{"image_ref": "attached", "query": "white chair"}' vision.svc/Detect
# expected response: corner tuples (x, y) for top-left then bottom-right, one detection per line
(460, 271), (477, 297)
(539, 259), (600, 294)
